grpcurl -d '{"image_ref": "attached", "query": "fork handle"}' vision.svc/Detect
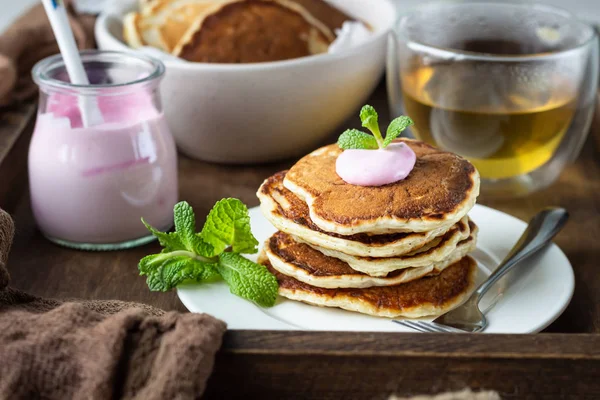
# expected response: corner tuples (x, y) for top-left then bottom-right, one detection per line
(474, 207), (569, 300)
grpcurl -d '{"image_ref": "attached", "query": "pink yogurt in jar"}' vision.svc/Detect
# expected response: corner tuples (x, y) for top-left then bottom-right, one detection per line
(29, 51), (178, 249)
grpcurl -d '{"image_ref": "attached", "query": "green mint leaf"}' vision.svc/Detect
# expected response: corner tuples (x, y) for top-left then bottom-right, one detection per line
(194, 238), (216, 259)
(217, 252), (278, 307)
(337, 129), (379, 150)
(384, 116), (414, 147)
(140, 252), (178, 291)
(146, 273), (166, 292)
(158, 257), (220, 291)
(359, 104), (378, 129)
(174, 202), (199, 250)
(171, 201), (215, 256)
(140, 254), (219, 292)
(139, 253), (172, 275)
(200, 198), (259, 256)
(359, 105), (383, 147)
(142, 219), (185, 252)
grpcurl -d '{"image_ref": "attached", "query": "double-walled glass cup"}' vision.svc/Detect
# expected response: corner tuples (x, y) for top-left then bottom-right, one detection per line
(388, 2), (599, 196)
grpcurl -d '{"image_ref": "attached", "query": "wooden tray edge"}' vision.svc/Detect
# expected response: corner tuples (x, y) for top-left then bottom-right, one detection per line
(221, 330), (600, 358)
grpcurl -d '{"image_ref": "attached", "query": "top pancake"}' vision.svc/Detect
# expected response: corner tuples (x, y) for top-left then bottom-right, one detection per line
(284, 139), (480, 235)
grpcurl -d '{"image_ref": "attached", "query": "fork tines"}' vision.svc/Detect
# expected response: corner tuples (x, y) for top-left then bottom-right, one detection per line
(392, 320), (468, 333)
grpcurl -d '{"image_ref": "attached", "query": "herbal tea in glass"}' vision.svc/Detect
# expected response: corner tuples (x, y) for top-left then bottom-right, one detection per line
(388, 2), (598, 195)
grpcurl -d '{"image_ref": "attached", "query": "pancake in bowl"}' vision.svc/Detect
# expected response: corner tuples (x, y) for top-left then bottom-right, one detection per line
(259, 254), (478, 318)
(283, 138), (480, 235)
(139, 0), (156, 13)
(123, 12), (146, 48)
(143, 0), (221, 52)
(257, 171), (454, 257)
(174, 0), (334, 63)
(124, 0), (224, 52)
(264, 229), (477, 288)
(311, 220), (478, 277)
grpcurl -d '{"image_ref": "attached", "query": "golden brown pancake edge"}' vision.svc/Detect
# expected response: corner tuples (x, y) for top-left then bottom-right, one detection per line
(266, 231), (417, 278)
(259, 170), (444, 247)
(262, 255), (478, 318)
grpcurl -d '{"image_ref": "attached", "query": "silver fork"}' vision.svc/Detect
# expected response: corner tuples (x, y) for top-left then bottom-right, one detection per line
(393, 207), (569, 333)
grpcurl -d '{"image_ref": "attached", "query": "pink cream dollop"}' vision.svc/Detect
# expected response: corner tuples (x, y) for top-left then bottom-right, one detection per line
(335, 142), (417, 186)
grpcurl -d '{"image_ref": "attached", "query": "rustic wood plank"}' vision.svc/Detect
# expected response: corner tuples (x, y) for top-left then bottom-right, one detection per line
(220, 331), (600, 358)
(0, 102), (36, 211)
(0, 102), (35, 163)
(206, 352), (600, 399)
(208, 332), (600, 399)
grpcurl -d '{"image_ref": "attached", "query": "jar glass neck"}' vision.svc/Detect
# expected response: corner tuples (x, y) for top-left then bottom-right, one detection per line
(36, 81), (160, 97)
(33, 50), (165, 97)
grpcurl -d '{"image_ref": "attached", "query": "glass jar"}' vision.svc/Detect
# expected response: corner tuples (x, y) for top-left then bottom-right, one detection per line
(387, 2), (599, 196)
(29, 50), (178, 250)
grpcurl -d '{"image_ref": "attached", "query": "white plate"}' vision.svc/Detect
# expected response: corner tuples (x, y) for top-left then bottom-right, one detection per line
(178, 204), (574, 333)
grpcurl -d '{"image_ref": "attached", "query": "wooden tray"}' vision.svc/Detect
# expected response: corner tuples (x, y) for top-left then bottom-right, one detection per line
(1, 86), (600, 399)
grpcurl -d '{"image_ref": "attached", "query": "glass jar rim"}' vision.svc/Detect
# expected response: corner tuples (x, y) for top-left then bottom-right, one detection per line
(395, 0), (598, 62)
(32, 50), (165, 94)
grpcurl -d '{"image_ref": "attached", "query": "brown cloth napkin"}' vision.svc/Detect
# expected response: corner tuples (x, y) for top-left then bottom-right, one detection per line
(0, 207), (226, 400)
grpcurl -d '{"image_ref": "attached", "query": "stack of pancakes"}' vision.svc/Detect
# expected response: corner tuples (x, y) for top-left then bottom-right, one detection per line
(257, 139), (481, 318)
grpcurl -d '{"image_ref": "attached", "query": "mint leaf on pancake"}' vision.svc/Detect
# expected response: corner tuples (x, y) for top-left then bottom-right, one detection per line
(359, 104), (384, 148)
(338, 105), (414, 150)
(360, 104), (379, 131)
(384, 116), (414, 147)
(337, 129), (379, 150)
(217, 252), (279, 307)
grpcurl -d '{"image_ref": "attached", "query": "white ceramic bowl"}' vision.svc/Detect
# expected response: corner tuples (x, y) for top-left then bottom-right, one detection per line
(95, 0), (397, 163)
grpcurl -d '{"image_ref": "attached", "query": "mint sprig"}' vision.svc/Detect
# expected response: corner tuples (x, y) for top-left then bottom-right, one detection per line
(139, 200), (278, 307)
(337, 105), (414, 150)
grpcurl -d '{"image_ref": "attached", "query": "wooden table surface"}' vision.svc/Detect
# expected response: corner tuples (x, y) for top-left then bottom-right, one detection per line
(2, 83), (600, 334)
